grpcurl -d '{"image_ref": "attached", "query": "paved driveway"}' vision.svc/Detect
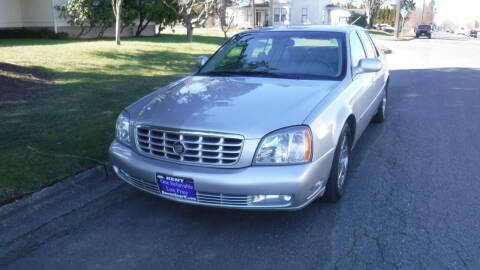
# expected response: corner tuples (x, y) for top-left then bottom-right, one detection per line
(2, 35), (480, 269)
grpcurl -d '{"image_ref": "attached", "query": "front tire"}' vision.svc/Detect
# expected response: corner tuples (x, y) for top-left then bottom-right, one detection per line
(325, 124), (352, 202)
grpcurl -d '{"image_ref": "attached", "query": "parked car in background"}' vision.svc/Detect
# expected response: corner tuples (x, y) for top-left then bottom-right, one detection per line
(375, 24), (390, 31)
(456, 27), (469, 35)
(469, 30), (478, 38)
(416, 24), (432, 39)
(384, 25), (395, 33)
(110, 25), (389, 210)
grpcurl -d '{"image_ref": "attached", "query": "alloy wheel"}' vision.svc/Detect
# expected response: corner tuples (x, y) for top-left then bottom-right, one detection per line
(337, 135), (349, 190)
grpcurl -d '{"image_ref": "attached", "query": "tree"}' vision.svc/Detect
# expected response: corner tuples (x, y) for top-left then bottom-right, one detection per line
(363, 0), (385, 28)
(336, 0), (357, 9)
(112, 0), (123, 45)
(134, 0), (179, 37)
(215, 0), (234, 39)
(349, 12), (367, 27)
(402, 0), (415, 11)
(58, 0), (92, 39)
(93, 0), (115, 38)
(122, 0), (140, 33)
(405, 2), (434, 28)
(399, 0), (415, 32)
(375, 7), (395, 25)
(162, 0), (217, 42)
(58, 0), (114, 39)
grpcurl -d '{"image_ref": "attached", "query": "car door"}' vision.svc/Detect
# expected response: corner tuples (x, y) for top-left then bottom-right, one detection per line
(358, 30), (385, 111)
(348, 30), (375, 140)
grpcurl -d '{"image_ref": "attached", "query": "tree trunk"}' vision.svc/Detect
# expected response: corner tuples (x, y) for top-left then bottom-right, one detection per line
(115, 0), (123, 45)
(136, 11), (144, 37)
(136, 19), (150, 37)
(186, 23), (193, 42)
(76, 25), (85, 39)
(98, 25), (108, 39)
(368, 14), (376, 28)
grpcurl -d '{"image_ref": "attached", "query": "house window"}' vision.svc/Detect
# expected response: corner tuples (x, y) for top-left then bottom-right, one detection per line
(274, 8), (280, 22)
(301, 8), (308, 24)
(281, 8), (287, 22)
(247, 9), (252, 24)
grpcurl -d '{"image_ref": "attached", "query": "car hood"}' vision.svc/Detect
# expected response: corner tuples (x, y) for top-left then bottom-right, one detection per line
(134, 76), (340, 139)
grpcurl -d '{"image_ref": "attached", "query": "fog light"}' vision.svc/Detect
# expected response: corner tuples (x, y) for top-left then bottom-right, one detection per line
(250, 194), (293, 206)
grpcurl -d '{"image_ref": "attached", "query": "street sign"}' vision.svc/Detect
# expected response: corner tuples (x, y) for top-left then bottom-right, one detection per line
(400, 8), (409, 18)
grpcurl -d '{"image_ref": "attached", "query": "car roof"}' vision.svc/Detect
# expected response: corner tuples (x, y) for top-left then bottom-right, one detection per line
(246, 25), (365, 34)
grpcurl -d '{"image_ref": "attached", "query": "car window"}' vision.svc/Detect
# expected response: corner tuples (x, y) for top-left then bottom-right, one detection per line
(418, 25), (431, 30)
(358, 31), (377, 58)
(218, 38), (272, 69)
(365, 33), (380, 56)
(349, 31), (366, 67)
(199, 31), (347, 80)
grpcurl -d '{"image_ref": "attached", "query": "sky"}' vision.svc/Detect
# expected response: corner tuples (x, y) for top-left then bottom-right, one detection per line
(338, 0), (480, 26)
(431, 0), (480, 26)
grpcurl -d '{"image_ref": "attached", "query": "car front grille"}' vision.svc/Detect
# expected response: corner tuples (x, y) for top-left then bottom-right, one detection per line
(135, 126), (244, 166)
(117, 168), (251, 207)
(196, 192), (251, 206)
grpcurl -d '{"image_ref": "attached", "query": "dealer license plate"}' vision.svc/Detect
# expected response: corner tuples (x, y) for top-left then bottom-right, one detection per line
(156, 173), (196, 201)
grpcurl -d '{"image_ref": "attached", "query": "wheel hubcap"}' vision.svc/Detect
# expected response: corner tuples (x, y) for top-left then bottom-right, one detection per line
(337, 136), (349, 190)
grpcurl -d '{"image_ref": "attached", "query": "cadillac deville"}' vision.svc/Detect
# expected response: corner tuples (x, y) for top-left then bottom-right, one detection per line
(109, 25), (389, 210)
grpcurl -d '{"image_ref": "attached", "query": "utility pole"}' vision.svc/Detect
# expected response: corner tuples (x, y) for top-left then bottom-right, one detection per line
(251, 0), (255, 28)
(394, 0), (401, 39)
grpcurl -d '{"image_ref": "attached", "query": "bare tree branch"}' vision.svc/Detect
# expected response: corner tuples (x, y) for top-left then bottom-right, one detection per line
(161, 0), (216, 42)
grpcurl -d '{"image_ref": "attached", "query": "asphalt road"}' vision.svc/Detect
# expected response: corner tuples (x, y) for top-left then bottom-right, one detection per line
(2, 35), (480, 269)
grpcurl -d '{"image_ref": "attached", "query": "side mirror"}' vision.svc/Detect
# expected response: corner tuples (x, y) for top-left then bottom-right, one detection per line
(354, 58), (382, 75)
(196, 56), (208, 68)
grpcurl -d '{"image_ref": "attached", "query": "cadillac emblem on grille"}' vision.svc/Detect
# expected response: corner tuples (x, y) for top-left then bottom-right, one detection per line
(136, 126), (244, 166)
(172, 141), (185, 154)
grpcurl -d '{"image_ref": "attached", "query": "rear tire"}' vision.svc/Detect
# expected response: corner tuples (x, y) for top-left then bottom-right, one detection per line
(325, 124), (352, 202)
(372, 83), (388, 123)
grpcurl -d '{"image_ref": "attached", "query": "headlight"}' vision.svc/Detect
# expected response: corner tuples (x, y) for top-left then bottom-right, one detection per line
(115, 111), (131, 145)
(254, 126), (312, 165)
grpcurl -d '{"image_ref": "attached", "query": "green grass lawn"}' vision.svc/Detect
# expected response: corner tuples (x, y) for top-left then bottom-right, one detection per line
(0, 34), (224, 204)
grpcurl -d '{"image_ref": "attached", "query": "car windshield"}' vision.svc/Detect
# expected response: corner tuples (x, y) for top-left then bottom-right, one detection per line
(198, 31), (346, 80)
(418, 25), (431, 29)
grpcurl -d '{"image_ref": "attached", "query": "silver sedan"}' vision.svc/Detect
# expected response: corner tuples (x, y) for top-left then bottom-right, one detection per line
(109, 25), (389, 210)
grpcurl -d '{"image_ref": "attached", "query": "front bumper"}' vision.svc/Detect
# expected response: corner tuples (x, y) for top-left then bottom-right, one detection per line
(109, 141), (334, 210)
(416, 31), (431, 35)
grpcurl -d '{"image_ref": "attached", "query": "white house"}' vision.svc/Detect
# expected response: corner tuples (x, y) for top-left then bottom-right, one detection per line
(227, 0), (352, 29)
(0, 0), (154, 38)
